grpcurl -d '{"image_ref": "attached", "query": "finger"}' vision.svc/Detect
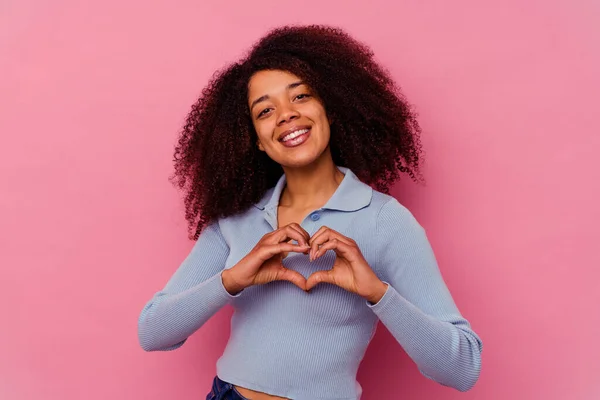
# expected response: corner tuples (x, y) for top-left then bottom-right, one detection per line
(285, 224), (311, 246)
(309, 227), (330, 260)
(287, 223), (311, 241)
(261, 243), (310, 260)
(309, 230), (354, 261)
(306, 270), (334, 291)
(309, 226), (328, 245)
(274, 268), (308, 291)
(310, 227), (354, 247)
(312, 239), (338, 261)
(313, 238), (357, 261)
(272, 224), (310, 247)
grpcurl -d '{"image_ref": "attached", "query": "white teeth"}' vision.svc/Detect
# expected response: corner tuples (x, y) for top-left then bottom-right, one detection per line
(281, 128), (309, 142)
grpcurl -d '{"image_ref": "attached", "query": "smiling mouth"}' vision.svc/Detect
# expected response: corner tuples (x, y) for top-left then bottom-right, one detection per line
(279, 128), (310, 142)
(279, 128), (311, 148)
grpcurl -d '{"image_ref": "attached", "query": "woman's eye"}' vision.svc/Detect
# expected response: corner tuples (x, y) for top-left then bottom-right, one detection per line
(295, 94), (310, 100)
(257, 108), (272, 118)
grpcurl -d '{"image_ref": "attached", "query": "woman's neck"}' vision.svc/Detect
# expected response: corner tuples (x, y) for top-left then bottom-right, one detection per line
(279, 154), (344, 210)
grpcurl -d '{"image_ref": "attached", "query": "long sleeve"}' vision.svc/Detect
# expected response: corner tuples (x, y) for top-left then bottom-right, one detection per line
(137, 221), (239, 352)
(367, 198), (483, 392)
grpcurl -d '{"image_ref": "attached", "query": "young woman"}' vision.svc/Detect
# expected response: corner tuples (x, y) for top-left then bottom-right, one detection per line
(138, 25), (483, 400)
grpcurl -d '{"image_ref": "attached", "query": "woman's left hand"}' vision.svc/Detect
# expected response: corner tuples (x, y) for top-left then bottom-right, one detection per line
(306, 226), (388, 304)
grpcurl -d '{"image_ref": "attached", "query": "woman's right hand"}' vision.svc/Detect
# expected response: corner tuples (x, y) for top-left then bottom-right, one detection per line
(221, 223), (311, 295)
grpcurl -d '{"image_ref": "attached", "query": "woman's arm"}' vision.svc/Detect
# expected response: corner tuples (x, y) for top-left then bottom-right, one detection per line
(137, 221), (238, 352)
(368, 198), (483, 392)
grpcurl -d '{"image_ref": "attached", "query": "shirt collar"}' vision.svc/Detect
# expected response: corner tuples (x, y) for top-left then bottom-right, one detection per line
(253, 166), (373, 212)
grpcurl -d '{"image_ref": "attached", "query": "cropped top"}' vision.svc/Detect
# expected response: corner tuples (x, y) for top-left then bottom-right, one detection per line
(138, 166), (483, 399)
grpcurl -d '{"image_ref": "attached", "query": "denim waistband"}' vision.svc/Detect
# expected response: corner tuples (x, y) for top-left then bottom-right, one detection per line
(206, 376), (248, 400)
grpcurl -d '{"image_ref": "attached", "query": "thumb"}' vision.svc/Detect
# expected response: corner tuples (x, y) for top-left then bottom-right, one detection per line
(306, 270), (334, 291)
(274, 267), (308, 291)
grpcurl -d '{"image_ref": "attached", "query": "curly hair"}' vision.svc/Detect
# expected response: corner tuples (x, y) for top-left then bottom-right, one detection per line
(170, 24), (424, 240)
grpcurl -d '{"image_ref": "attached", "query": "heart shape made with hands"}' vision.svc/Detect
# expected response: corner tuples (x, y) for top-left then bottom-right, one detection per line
(280, 226), (386, 301)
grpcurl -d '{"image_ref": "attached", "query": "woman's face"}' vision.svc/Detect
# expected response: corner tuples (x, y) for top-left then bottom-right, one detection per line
(248, 69), (332, 168)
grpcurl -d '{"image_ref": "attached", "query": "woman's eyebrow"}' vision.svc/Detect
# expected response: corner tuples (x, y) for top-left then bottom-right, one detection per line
(250, 81), (306, 111)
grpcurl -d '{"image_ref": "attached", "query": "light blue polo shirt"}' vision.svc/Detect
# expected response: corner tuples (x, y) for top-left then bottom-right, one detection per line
(138, 166), (483, 399)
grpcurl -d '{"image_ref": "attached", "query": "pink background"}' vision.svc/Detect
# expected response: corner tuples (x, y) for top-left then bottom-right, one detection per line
(1, 1), (599, 399)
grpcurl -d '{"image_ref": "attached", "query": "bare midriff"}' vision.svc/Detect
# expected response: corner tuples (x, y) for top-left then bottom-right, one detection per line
(234, 385), (291, 400)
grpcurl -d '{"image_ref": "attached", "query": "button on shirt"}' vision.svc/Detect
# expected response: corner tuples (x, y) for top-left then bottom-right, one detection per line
(138, 166), (483, 400)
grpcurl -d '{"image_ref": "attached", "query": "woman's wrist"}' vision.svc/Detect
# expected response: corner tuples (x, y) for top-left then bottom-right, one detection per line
(221, 269), (245, 296)
(365, 281), (389, 304)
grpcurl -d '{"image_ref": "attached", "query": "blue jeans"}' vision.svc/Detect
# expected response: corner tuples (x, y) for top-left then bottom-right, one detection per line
(205, 376), (249, 400)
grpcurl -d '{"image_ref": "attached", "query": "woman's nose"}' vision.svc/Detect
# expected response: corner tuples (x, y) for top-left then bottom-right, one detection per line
(277, 103), (300, 125)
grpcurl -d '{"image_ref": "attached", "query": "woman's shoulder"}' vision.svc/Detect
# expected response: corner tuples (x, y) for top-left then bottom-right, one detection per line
(370, 188), (405, 213)
(370, 189), (422, 230)
(211, 200), (268, 236)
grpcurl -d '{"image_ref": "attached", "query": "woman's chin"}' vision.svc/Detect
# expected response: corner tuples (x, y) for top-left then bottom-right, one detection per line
(277, 153), (329, 169)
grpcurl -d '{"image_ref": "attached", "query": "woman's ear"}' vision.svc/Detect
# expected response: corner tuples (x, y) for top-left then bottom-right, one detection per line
(257, 140), (265, 151)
